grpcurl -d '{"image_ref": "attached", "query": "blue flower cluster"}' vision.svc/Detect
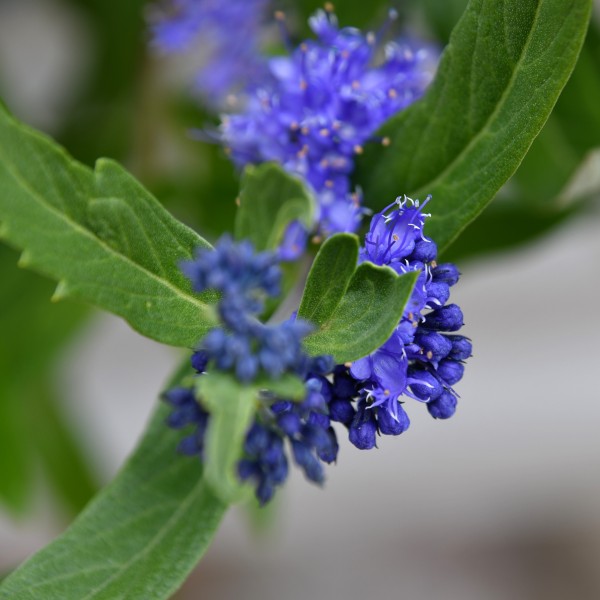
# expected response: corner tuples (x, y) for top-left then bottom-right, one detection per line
(220, 8), (438, 237)
(336, 196), (472, 448)
(165, 207), (470, 502)
(149, 0), (268, 107)
(181, 235), (311, 382)
(167, 236), (339, 504)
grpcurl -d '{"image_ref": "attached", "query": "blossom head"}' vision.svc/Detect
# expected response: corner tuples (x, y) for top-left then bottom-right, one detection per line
(149, 0), (269, 107)
(221, 10), (439, 236)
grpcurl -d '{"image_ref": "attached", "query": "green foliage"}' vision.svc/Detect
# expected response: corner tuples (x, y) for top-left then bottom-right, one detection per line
(235, 163), (315, 251)
(0, 362), (228, 600)
(0, 245), (95, 514)
(298, 233), (359, 325)
(197, 373), (258, 503)
(361, 0), (592, 254)
(0, 104), (218, 348)
(197, 371), (305, 504)
(302, 264), (419, 363)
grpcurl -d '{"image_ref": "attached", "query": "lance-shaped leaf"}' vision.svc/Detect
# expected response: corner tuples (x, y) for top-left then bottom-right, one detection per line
(362, 0), (592, 253)
(235, 162), (315, 252)
(303, 264), (419, 363)
(0, 362), (228, 600)
(0, 103), (217, 348)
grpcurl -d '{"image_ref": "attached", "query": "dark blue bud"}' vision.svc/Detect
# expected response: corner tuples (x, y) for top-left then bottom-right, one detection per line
(377, 403), (410, 436)
(178, 433), (203, 456)
(191, 351), (209, 373)
(277, 412), (302, 436)
(410, 239), (437, 263)
(291, 440), (324, 483)
(256, 478), (275, 506)
(408, 369), (443, 401)
(447, 335), (473, 361)
(333, 369), (357, 399)
(329, 398), (355, 425)
(426, 281), (450, 306)
(414, 330), (452, 364)
(238, 459), (260, 481)
(316, 428), (339, 464)
(431, 263), (460, 286)
(427, 390), (457, 419)
(348, 404), (378, 450)
(244, 423), (271, 455)
(235, 353), (259, 382)
(437, 359), (465, 386)
(423, 304), (464, 332)
(309, 355), (335, 376)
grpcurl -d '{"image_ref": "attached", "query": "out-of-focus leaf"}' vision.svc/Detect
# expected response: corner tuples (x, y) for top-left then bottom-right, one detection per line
(0, 104), (218, 348)
(235, 163), (315, 251)
(0, 361), (228, 600)
(0, 245), (94, 514)
(58, 0), (147, 164)
(361, 0), (592, 254)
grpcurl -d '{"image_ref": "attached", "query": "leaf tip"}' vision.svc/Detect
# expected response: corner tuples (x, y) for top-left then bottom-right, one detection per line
(52, 280), (70, 302)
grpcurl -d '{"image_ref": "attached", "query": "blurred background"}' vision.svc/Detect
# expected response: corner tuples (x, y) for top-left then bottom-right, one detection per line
(0, 0), (599, 598)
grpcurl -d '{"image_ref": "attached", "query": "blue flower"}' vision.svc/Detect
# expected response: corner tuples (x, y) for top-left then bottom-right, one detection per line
(343, 195), (472, 446)
(165, 235), (339, 503)
(149, 0), (269, 107)
(220, 9), (439, 237)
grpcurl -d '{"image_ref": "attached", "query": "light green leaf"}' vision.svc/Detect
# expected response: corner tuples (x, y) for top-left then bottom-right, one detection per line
(196, 373), (258, 503)
(255, 373), (307, 401)
(362, 0), (592, 253)
(0, 103), (218, 348)
(0, 361), (228, 600)
(303, 264), (419, 363)
(235, 162), (315, 251)
(298, 233), (359, 325)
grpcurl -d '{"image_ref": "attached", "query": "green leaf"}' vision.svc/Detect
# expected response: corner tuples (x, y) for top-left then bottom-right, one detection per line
(361, 0), (592, 254)
(0, 245), (95, 514)
(298, 233), (359, 325)
(196, 373), (258, 504)
(0, 362), (228, 600)
(235, 163), (315, 251)
(303, 264), (419, 363)
(0, 103), (218, 347)
(0, 379), (31, 513)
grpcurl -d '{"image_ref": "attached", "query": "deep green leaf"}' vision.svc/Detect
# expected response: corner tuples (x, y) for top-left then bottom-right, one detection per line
(0, 379), (31, 513)
(0, 361), (228, 600)
(255, 373), (306, 401)
(235, 163), (315, 251)
(0, 245), (94, 514)
(298, 233), (359, 325)
(303, 265), (418, 363)
(0, 103), (218, 347)
(196, 373), (258, 503)
(362, 0), (592, 254)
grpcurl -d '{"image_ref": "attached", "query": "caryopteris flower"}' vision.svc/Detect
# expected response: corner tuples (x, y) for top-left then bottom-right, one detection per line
(166, 236), (338, 504)
(220, 8), (439, 237)
(165, 211), (470, 503)
(149, 0), (269, 107)
(333, 196), (472, 447)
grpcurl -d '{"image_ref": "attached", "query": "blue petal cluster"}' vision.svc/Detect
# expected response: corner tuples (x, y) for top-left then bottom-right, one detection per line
(181, 235), (312, 382)
(337, 196), (472, 447)
(149, 0), (268, 107)
(220, 9), (439, 236)
(167, 236), (338, 504)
